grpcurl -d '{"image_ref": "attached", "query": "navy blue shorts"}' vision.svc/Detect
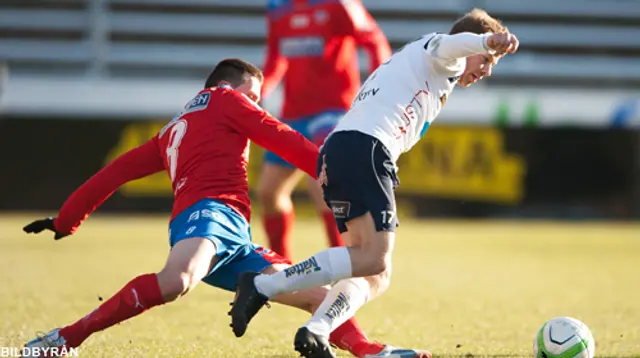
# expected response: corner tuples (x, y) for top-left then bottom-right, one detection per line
(169, 199), (291, 291)
(264, 110), (344, 168)
(317, 131), (400, 233)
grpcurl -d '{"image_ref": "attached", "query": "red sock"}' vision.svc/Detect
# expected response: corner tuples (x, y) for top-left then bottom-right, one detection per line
(59, 273), (165, 347)
(322, 210), (344, 248)
(329, 318), (385, 358)
(262, 211), (294, 260)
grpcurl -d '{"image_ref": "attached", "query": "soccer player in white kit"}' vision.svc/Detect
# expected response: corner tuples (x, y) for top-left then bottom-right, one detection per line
(230, 9), (519, 358)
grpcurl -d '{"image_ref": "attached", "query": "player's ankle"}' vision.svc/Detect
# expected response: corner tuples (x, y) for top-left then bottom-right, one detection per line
(304, 319), (332, 338)
(351, 341), (385, 358)
(330, 330), (375, 355)
(58, 325), (84, 348)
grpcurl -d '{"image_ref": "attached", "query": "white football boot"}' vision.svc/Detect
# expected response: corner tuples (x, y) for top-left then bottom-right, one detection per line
(364, 345), (432, 358)
(22, 328), (68, 357)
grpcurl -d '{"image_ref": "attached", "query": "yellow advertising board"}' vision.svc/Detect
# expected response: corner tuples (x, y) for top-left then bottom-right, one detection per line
(104, 122), (171, 196)
(396, 126), (525, 204)
(106, 123), (525, 204)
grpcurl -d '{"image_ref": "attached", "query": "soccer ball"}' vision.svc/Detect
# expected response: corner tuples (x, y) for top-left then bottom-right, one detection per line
(533, 317), (595, 358)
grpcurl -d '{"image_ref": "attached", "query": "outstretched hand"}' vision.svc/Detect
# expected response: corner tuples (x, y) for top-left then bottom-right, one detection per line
(23, 217), (69, 240)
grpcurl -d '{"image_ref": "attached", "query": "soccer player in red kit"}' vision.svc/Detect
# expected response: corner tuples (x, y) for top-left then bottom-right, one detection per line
(258, 0), (391, 260)
(21, 59), (422, 358)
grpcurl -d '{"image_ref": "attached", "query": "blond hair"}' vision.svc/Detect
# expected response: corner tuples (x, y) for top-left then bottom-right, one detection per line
(449, 8), (507, 35)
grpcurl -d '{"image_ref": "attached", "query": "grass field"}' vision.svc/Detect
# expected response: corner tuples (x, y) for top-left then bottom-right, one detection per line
(0, 214), (639, 357)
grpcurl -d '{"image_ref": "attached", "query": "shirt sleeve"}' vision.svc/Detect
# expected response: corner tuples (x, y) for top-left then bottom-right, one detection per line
(343, 0), (392, 72)
(221, 90), (319, 179)
(425, 32), (493, 73)
(53, 138), (165, 235)
(431, 32), (493, 59)
(261, 17), (288, 99)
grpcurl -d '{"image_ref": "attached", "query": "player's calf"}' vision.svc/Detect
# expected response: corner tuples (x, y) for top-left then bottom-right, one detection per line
(23, 238), (217, 350)
(24, 273), (166, 350)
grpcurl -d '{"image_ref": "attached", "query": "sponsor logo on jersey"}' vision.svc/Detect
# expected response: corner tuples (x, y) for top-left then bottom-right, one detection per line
(284, 257), (322, 277)
(159, 92), (211, 137)
(280, 36), (325, 58)
(398, 84), (430, 138)
(290, 14), (310, 29)
(354, 87), (379, 103)
(185, 92), (210, 112)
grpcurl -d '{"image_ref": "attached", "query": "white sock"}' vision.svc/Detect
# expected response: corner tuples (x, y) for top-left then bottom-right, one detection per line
(254, 247), (352, 298)
(304, 277), (370, 337)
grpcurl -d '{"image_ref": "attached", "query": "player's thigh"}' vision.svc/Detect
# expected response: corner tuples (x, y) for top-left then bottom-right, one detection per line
(320, 131), (399, 240)
(162, 237), (218, 280)
(202, 246), (290, 292)
(257, 162), (304, 198)
(345, 213), (395, 260)
(344, 215), (395, 293)
(262, 263), (329, 312)
(169, 198), (254, 282)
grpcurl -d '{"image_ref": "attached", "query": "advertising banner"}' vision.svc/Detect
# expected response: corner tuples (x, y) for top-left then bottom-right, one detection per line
(1, 118), (637, 219)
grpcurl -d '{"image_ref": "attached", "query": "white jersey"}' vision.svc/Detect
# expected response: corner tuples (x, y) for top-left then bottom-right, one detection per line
(332, 32), (493, 162)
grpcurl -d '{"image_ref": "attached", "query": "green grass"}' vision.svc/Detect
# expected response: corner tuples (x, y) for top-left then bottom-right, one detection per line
(1, 214), (639, 357)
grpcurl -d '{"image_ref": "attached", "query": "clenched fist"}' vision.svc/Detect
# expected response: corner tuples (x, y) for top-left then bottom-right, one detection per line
(487, 32), (519, 55)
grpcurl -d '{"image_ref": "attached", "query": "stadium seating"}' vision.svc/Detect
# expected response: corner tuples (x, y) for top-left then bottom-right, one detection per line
(0, 0), (639, 110)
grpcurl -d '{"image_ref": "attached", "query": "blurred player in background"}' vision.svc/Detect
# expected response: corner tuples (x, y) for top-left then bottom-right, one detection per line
(22, 58), (427, 358)
(231, 9), (519, 358)
(258, 0), (391, 260)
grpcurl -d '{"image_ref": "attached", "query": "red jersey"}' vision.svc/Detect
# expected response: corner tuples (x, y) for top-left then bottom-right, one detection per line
(53, 86), (320, 235)
(262, 0), (391, 120)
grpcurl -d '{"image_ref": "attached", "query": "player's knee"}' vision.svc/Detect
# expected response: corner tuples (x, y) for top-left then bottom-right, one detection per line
(366, 253), (391, 276)
(361, 239), (393, 275)
(375, 264), (392, 294)
(257, 182), (286, 211)
(364, 270), (392, 299)
(157, 270), (198, 302)
(259, 188), (294, 213)
(257, 182), (275, 204)
(298, 301), (316, 313)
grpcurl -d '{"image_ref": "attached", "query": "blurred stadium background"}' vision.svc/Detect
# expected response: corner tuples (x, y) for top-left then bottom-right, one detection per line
(1, 1), (640, 357)
(0, 0), (639, 219)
